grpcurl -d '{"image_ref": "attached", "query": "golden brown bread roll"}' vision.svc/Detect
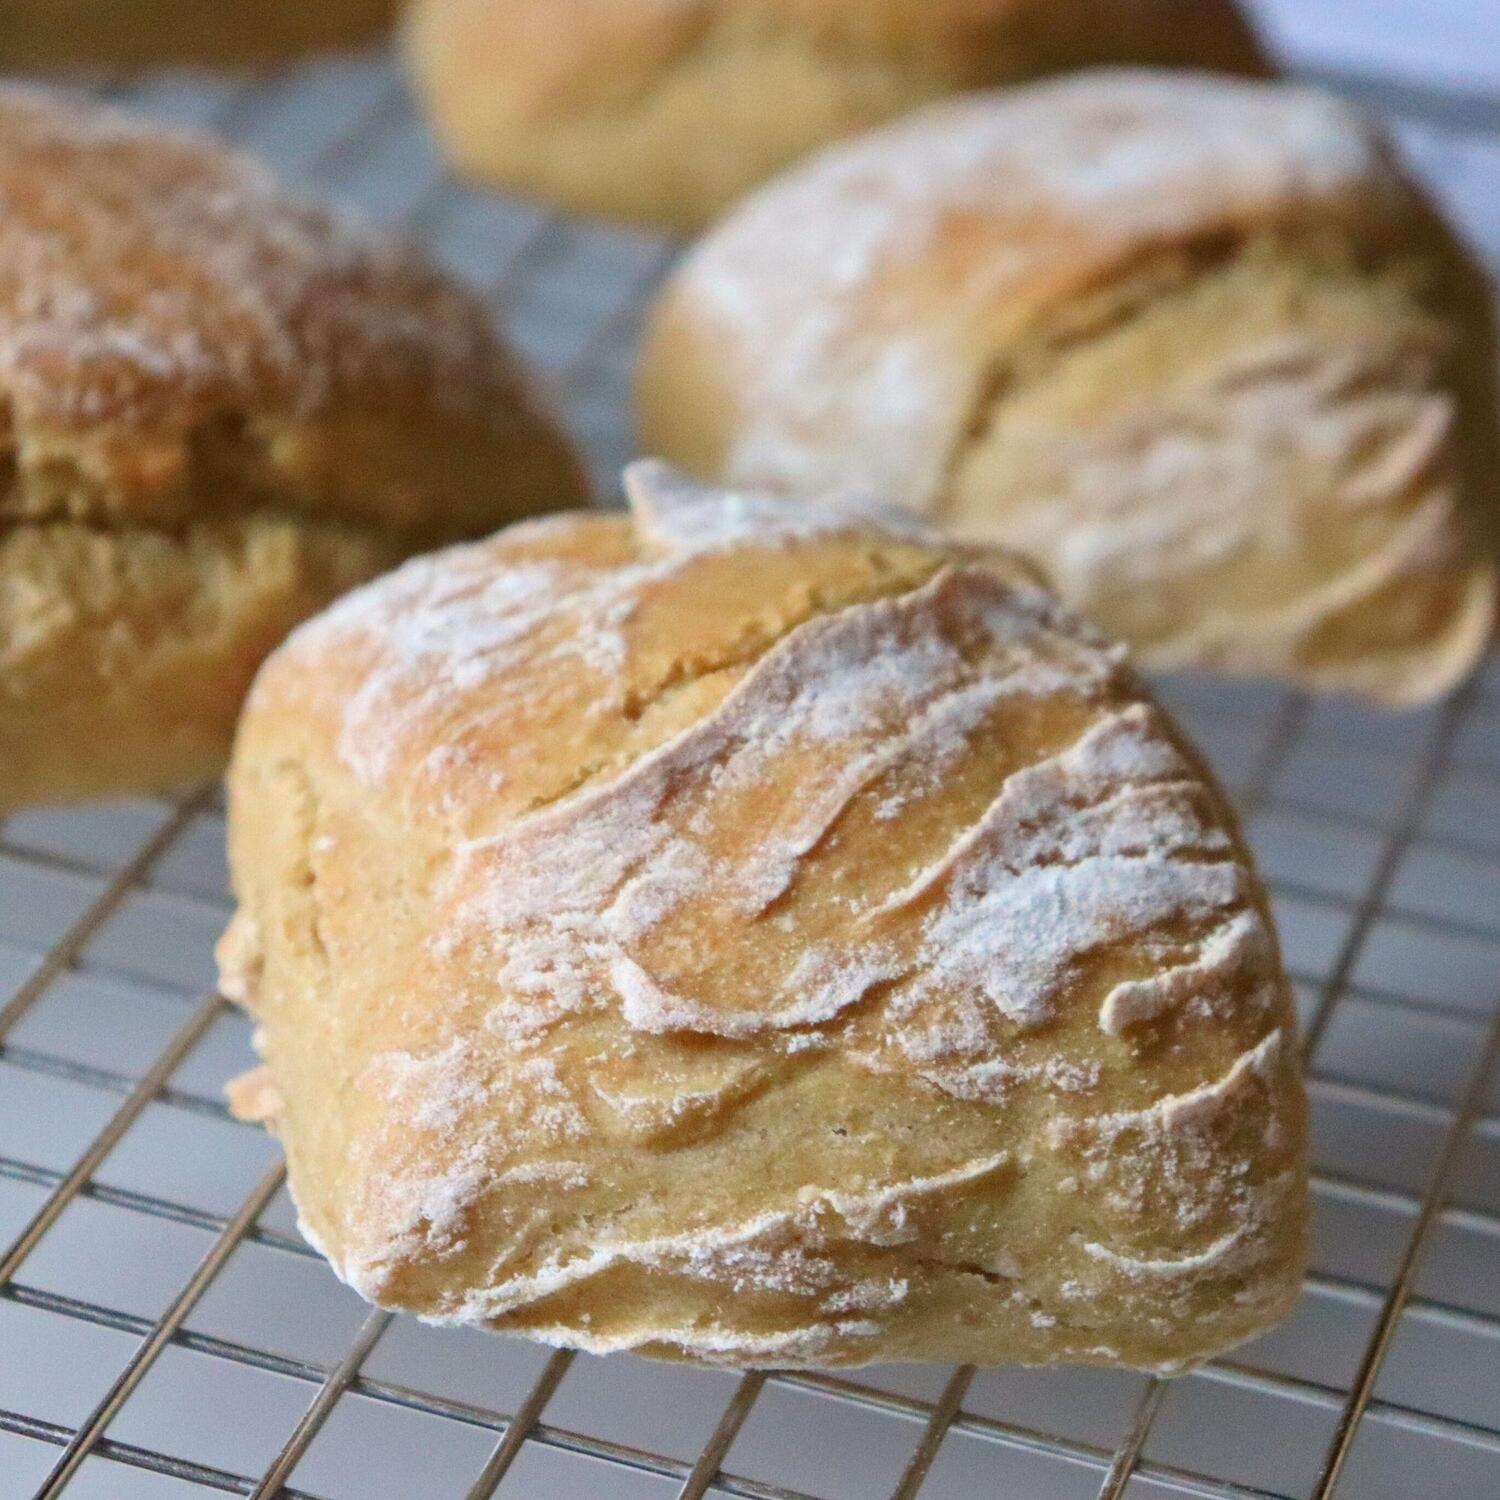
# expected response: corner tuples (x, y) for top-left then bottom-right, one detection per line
(404, 0), (1270, 230)
(0, 85), (585, 815)
(0, 0), (394, 70)
(218, 460), (1307, 1371)
(639, 71), (1500, 705)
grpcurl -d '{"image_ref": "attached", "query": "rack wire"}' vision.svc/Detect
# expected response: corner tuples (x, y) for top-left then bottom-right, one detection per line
(3, 11), (1500, 1498)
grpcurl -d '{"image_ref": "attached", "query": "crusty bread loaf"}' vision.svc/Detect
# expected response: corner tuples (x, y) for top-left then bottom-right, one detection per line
(219, 460), (1306, 1371)
(0, 85), (585, 815)
(405, 0), (1269, 230)
(639, 71), (1499, 704)
(0, 0), (394, 70)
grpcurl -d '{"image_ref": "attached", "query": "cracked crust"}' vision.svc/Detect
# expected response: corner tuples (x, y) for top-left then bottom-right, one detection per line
(0, 86), (586, 813)
(219, 462), (1307, 1371)
(0, 0), (394, 69)
(405, 0), (1268, 230)
(639, 71), (1499, 704)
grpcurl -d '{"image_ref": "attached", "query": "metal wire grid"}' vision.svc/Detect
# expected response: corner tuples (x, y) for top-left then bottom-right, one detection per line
(0, 37), (1497, 1500)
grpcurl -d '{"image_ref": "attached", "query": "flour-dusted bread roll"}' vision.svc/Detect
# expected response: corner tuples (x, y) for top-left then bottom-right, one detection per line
(219, 461), (1306, 1371)
(640, 71), (1500, 704)
(405, 0), (1269, 231)
(0, 0), (394, 70)
(0, 86), (585, 815)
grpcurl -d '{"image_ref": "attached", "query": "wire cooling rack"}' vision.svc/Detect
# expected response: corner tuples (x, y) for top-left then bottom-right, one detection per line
(3, 9), (1500, 1498)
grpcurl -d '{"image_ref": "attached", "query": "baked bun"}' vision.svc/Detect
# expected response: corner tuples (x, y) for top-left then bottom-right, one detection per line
(0, 86), (585, 815)
(640, 71), (1499, 704)
(219, 460), (1306, 1371)
(0, 0), (393, 70)
(404, 0), (1269, 230)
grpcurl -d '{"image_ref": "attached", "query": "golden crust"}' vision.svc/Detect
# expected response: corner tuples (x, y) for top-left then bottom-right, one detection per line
(220, 462), (1307, 1371)
(0, 85), (582, 536)
(0, 519), (404, 810)
(405, 0), (1268, 229)
(0, 86), (586, 813)
(639, 71), (1499, 704)
(0, 0), (394, 70)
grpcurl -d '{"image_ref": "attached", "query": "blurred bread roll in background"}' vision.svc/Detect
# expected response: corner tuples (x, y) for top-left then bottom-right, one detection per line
(0, 86), (584, 814)
(0, 0), (394, 70)
(219, 461), (1306, 1370)
(639, 71), (1499, 703)
(405, 0), (1269, 229)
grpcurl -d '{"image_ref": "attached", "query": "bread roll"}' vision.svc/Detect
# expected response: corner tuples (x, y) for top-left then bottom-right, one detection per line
(219, 460), (1307, 1371)
(0, 86), (585, 815)
(0, 0), (393, 70)
(639, 71), (1499, 704)
(405, 0), (1269, 230)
